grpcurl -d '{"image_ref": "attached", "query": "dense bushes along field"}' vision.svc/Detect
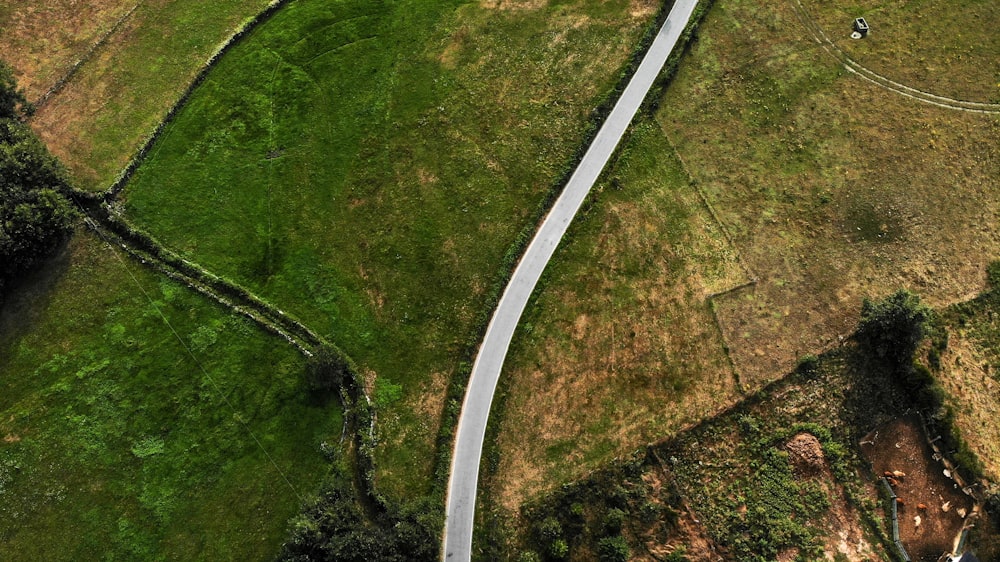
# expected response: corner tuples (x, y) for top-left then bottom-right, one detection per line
(0, 61), (75, 301)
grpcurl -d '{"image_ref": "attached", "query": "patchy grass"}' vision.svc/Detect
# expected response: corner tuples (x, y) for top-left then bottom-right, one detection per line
(0, 0), (272, 190)
(490, 119), (744, 510)
(119, 0), (657, 499)
(801, 0), (1000, 102)
(514, 346), (919, 562)
(658, 0), (1000, 387)
(0, 0), (132, 100)
(939, 274), (1000, 488)
(0, 231), (341, 560)
(512, 292), (1000, 561)
(486, 0), (998, 546)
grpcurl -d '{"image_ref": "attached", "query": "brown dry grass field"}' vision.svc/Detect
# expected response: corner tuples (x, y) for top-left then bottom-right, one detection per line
(491, 120), (747, 510)
(0, 0), (270, 190)
(802, 0), (1000, 103)
(0, 0), (133, 100)
(938, 332), (1000, 482)
(489, 0), (999, 517)
(675, 0), (999, 388)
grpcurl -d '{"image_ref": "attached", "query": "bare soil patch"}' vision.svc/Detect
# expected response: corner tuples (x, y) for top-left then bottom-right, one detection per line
(861, 416), (973, 561)
(784, 432), (880, 561)
(785, 431), (826, 476)
(480, 0), (546, 11)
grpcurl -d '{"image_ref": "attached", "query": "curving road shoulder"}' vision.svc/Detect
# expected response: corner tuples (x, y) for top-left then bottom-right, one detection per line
(443, 0), (701, 559)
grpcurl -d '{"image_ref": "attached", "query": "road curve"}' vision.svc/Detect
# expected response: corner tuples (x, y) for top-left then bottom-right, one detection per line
(443, 0), (700, 559)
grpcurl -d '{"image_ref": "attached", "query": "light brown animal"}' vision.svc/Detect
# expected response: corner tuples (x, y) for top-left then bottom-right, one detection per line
(917, 503), (927, 510)
(896, 497), (906, 507)
(892, 470), (906, 479)
(887, 477), (899, 487)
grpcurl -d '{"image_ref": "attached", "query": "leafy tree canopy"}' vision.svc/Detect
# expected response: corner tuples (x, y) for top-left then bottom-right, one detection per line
(856, 289), (932, 372)
(0, 61), (32, 119)
(0, 61), (75, 301)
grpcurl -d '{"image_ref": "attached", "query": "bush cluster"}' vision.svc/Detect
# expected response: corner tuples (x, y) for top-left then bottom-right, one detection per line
(0, 61), (75, 301)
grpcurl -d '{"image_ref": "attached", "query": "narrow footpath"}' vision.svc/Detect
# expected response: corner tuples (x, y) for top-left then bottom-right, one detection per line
(443, 0), (701, 559)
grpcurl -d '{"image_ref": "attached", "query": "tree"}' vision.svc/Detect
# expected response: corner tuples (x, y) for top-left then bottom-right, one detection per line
(0, 61), (32, 120)
(856, 289), (932, 373)
(0, 66), (75, 302)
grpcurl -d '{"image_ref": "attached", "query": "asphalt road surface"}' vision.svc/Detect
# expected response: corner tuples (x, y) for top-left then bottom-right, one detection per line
(443, 1), (700, 559)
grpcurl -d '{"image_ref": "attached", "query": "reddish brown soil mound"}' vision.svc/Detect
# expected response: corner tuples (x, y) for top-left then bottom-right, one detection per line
(785, 432), (826, 476)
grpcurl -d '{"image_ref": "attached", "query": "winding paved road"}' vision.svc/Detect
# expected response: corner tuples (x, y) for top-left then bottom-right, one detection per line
(443, 0), (700, 559)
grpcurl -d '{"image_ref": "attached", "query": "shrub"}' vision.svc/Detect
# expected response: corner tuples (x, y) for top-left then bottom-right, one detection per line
(537, 516), (562, 542)
(603, 508), (626, 534)
(597, 535), (629, 562)
(664, 547), (689, 561)
(796, 354), (820, 378)
(304, 345), (348, 397)
(548, 538), (568, 560)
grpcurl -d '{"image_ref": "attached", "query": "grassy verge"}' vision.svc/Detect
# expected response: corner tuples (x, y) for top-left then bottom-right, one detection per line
(119, 0), (659, 499)
(1, 0), (273, 190)
(0, 230), (342, 560)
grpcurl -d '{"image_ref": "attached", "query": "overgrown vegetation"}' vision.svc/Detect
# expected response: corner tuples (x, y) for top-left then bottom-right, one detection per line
(508, 281), (1000, 561)
(511, 323), (915, 561)
(0, 231), (342, 559)
(279, 457), (441, 562)
(0, 61), (75, 302)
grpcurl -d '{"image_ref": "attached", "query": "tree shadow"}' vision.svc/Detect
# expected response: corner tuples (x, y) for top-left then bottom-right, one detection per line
(0, 233), (75, 349)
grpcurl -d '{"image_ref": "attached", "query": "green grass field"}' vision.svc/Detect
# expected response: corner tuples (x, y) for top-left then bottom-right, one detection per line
(0, 231), (341, 560)
(120, 0), (658, 498)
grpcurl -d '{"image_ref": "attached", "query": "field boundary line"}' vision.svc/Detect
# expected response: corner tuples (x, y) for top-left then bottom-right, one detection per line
(31, 2), (144, 111)
(661, 126), (757, 392)
(104, 0), (293, 198)
(80, 216), (314, 355)
(660, 126), (758, 290)
(69, 195), (306, 503)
